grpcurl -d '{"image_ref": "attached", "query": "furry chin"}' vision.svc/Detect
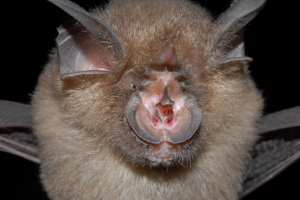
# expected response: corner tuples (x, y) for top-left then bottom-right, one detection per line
(128, 142), (191, 168)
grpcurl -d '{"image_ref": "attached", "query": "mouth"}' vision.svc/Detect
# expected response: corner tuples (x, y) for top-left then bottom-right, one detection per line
(144, 142), (176, 165)
(145, 155), (175, 164)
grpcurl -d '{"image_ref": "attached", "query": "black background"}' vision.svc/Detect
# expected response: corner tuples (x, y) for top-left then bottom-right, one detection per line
(1, 0), (299, 199)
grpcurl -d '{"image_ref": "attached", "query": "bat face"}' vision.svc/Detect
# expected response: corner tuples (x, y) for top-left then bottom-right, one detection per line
(32, 0), (265, 199)
(124, 45), (203, 166)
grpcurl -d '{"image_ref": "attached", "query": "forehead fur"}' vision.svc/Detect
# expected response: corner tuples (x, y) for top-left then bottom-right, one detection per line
(91, 0), (218, 65)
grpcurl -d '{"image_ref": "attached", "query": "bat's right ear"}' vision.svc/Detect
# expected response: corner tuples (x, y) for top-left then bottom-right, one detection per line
(48, 0), (123, 78)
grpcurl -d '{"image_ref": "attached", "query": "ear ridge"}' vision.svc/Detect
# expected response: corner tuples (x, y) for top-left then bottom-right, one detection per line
(219, 56), (253, 65)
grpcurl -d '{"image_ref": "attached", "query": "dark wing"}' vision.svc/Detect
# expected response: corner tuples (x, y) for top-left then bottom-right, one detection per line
(0, 100), (40, 163)
(241, 106), (300, 198)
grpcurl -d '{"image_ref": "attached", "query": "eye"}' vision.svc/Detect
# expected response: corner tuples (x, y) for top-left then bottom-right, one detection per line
(130, 84), (140, 90)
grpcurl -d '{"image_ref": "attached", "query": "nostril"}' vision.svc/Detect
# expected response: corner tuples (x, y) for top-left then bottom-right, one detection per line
(155, 105), (173, 123)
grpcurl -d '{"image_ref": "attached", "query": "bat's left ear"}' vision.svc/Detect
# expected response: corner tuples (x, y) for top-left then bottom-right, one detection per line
(211, 0), (266, 64)
(219, 30), (253, 64)
(49, 0), (123, 78)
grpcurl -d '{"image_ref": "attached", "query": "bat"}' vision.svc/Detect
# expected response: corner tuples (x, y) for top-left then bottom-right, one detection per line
(0, 0), (299, 199)
(32, 0), (265, 199)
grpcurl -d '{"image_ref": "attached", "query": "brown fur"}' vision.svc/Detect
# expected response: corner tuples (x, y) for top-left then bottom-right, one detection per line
(32, 0), (263, 199)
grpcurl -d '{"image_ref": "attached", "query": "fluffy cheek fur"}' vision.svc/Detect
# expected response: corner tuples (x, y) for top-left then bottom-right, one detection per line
(199, 63), (263, 181)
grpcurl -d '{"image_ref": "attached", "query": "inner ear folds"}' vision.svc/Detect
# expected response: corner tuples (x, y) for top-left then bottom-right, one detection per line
(49, 0), (123, 78)
(57, 18), (116, 78)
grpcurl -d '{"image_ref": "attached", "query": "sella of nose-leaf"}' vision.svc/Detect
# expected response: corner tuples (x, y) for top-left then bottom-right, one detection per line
(155, 86), (175, 123)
